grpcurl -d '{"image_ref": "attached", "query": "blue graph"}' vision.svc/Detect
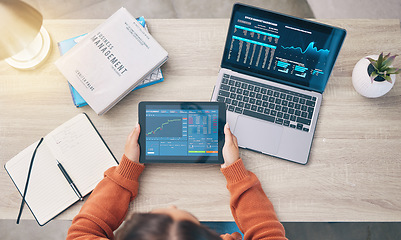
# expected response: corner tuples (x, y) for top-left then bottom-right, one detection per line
(281, 42), (330, 56)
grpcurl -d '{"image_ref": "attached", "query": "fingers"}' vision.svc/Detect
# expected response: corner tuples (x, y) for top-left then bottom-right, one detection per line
(224, 123), (238, 147)
(132, 123), (140, 141)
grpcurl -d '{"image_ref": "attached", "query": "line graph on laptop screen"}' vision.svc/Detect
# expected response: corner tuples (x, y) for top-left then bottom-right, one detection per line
(224, 9), (345, 93)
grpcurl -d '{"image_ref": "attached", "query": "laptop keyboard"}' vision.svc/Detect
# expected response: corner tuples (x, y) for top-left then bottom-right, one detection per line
(217, 74), (317, 132)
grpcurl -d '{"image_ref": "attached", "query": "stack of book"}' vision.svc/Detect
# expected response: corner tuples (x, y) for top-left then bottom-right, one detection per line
(56, 9), (168, 115)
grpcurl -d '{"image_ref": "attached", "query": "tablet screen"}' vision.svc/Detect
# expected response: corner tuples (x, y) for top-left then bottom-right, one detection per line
(139, 102), (226, 163)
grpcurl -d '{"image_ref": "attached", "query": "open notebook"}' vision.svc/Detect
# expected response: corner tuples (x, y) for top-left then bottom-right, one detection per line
(4, 113), (118, 226)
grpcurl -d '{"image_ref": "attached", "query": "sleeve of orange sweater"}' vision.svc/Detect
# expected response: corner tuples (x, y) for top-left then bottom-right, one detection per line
(221, 159), (287, 240)
(66, 155), (145, 240)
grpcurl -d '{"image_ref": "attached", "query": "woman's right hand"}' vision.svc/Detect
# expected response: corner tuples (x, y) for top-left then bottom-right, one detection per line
(221, 123), (240, 168)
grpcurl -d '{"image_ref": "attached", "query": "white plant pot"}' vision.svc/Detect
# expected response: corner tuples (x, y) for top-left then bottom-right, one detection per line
(352, 55), (396, 98)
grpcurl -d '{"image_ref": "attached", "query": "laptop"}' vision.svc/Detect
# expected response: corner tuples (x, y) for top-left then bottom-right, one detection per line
(211, 3), (346, 164)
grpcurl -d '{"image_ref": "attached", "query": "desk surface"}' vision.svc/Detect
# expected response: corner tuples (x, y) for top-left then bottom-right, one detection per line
(1, 19), (401, 222)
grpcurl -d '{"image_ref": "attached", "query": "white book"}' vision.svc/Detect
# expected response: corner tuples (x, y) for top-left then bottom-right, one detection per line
(4, 113), (118, 226)
(55, 8), (168, 115)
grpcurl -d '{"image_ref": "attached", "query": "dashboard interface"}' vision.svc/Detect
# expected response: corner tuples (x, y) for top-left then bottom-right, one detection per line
(223, 5), (346, 93)
(140, 103), (225, 163)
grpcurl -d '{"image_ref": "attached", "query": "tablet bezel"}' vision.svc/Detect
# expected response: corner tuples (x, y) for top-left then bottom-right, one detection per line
(138, 101), (226, 164)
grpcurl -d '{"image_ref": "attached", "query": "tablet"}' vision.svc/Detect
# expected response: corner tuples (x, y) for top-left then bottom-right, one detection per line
(138, 102), (226, 163)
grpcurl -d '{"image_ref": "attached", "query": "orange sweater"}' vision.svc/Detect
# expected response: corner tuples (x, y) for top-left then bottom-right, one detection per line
(67, 156), (287, 240)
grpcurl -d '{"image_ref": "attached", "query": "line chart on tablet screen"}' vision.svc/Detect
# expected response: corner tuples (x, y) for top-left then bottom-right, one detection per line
(146, 117), (182, 137)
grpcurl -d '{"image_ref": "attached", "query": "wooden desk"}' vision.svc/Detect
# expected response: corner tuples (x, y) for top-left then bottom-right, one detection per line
(1, 19), (401, 222)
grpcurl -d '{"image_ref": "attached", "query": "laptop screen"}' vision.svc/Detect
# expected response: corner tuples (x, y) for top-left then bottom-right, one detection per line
(221, 4), (346, 93)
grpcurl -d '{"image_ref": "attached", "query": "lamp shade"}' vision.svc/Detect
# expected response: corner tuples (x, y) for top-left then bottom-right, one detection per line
(0, 0), (43, 60)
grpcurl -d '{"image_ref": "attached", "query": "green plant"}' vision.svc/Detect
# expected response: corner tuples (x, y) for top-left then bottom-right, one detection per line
(367, 53), (400, 83)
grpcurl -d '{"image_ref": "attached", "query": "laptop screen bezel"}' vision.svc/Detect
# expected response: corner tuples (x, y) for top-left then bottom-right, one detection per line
(221, 3), (346, 94)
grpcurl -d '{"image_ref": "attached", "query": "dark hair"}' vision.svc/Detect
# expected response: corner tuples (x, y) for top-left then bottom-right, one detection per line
(115, 213), (222, 240)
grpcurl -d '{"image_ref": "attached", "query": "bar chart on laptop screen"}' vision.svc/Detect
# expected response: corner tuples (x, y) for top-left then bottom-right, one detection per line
(227, 12), (333, 89)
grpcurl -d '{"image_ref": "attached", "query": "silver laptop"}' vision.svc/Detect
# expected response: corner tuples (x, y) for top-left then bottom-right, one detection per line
(211, 3), (346, 164)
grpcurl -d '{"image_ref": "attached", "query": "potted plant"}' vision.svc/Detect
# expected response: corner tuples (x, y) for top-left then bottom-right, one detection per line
(352, 52), (400, 98)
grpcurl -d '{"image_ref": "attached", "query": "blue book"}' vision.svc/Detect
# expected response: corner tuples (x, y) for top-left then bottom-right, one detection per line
(57, 17), (164, 107)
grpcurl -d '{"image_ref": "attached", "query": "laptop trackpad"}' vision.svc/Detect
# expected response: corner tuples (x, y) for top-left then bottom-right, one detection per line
(234, 115), (283, 154)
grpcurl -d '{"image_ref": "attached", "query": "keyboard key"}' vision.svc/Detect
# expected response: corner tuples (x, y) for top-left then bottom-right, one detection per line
(238, 102), (244, 108)
(293, 96), (299, 103)
(288, 108), (295, 114)
(269, 97), (275, 103)
(275, 98), (282, 104)
(254, 86), (260, 92)
(275, 118), (283, 125)
(303, 128), (309, 132)
(277, 112), (283, 118)
(297, 123), (303, 130)
(236, 88), (243, 94)
(295, 103), (301, 109)
(306, 100), (315, 107)
(245, 103), (251, 109)
(282, 100), (288, 106)
(236, 95), (243, 101)
(264, 108), (270, 114)
(222, 78), (229, 84)
(219, 90), (229, 97)
(297, 117), (311, 125)
(283, 120), (290, 126)
(257, 107), (264, 113)
(228, 105), (235, 111)
(286, 95), (293, 101)
(248, 85), (254, 91)
(235, 107), (243, 114)
(256, 93), (262, 99)
(290, 115), (296, 121)
(301, 105), (307, 111)
(235, 81), (241, 87)
(301, 111), (307, 118)
(270, 110), (277, 116)
(256, 100), (262, 106)
(220, 84), (230, 91)
(295, 110), (301, 116)
(280, 93), (286, 99)
(230, 93), (236, 99)
(275, 105), (282, 111)
(290, 124), (296, 128)
(229, 80), (235, 86)
(282, 106), (288, 113)
(261, 88), (267, 94)
(241, 83), (248, 89)
(284, 113), (290, 120)
(267, 90), (273, 96)
(243, 96), (249, 102)
(299, 98), (306, 104)
(249, 92), (256, 98)
(274, 92), (280, 97)
(243, 109), (275, 123)
(225, 98), (231, 104)
(249, 98), (256, 104)
(251, 105), (257, 111)
(262, 95), (269, 101)
(262, 101), (269, 107)
(269, 103), (275, 109)
(288, 102), (294, 108)
(231, 99), (238, 106)
(243, 90), (250, 96)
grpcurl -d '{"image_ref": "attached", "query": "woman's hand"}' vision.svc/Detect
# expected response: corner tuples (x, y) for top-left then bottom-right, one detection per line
(221, 123), (240, 168)
(124, 123), (141, 163)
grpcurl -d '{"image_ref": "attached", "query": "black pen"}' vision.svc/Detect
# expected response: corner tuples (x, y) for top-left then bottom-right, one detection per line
(56, 160), (84, 201)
